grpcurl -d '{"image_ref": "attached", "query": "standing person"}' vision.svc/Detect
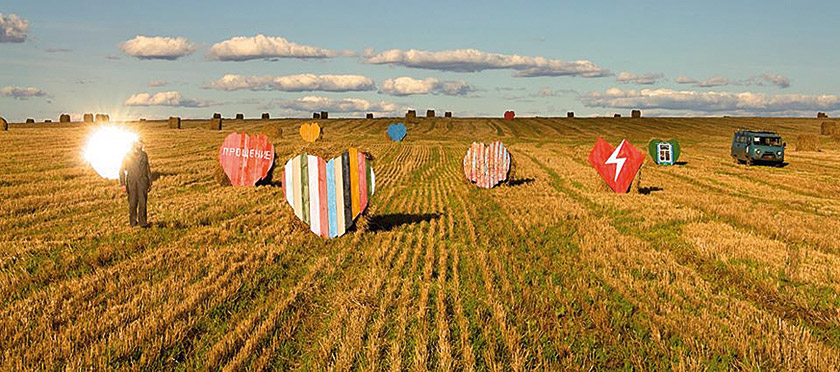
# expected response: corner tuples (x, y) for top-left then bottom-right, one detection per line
(119, 140), (152, 227)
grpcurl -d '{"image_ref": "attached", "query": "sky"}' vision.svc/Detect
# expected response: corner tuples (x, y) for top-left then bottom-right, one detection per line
(1, 0), (839, 122)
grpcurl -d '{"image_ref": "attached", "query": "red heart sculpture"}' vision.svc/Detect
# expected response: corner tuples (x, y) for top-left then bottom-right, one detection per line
(588, 137), (644, 193)
(504, 111), (515, 120)
(218, 132), (275, 186)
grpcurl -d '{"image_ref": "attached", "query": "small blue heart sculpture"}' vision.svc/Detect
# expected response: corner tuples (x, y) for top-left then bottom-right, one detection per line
(387, 123), (407, 142)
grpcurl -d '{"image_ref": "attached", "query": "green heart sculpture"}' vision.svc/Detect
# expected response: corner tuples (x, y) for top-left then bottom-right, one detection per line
(648, 139), (681, 165)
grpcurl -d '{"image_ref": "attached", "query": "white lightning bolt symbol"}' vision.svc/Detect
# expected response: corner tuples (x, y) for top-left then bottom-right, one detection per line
(605, 140), (627, 182)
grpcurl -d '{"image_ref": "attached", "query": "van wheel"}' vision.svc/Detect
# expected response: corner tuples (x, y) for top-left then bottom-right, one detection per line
(746, 159), (754, 166)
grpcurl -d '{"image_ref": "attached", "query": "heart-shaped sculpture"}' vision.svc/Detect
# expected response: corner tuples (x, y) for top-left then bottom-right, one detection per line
(218, 132), (275, 186)
(300, 122), (321, 143)
(283, 148), (375, 238)
(463, 141), (511, 189)
(387, 123), (407, 142)
(588, 137), (644, 193)
(504, 111), (515, 120)
(648, 139), (681, 165)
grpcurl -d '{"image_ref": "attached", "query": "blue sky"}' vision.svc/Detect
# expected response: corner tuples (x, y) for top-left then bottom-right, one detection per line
(1, 0), (839, 121)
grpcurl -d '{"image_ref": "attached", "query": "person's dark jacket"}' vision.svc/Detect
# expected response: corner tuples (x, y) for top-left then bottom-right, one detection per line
(119, 149), (152, 192)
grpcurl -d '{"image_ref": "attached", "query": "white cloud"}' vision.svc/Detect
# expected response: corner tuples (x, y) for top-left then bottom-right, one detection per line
(380, 77), (472, 96)
(580, 87), (840, 114)
(124, 91), (212, 107)
(616, 72), (664, 85)
(261, 96), (399, 115)
(1, 86), (46, 99)
(365, 48), (611, 78)
(746, 73), (791, 89)
(148, 80), (168, 87)
(0, 14), (29, 43)
(696, 75), (730, 87)
(674, 75), (698, 84)
(207, 34), (338, 61)
(675, 73), (790, 89)
(119, 36), (197, 60)
(206, 74), (375, 92)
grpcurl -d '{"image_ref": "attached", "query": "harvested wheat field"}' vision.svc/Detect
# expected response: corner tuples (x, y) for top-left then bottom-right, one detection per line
(3, 117), (840, 370)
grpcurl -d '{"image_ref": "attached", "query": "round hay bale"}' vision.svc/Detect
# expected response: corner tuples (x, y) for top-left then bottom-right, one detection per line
(236, 113), (244, 120)
(614, 113), (622, 118)
(59, 114), (70, 123)
(209, 118), (223, 130)
(444, 111), (452, 118)
(426, 109), (435, 118)
(83, 113), (94, 123)
(406, 110), (416, 119)
(140, 118), (146, 122)
(44, 119), (52, 123)
(26, 118), (35, 124)
(631, 110), (642, 118)
(262, 113), (270, 120)
(168, 116), (181, 129)
(213, 113), (222, 119)
(567, 112), (575, 118)
(320, 111), (329, 119)
(821, 121), (838, 136)
(818, 112), (828, 118)
(366, 113), (374, 119)
(95, 114), (109, 123)
(1, 116), (7, 131)
(313, 112), (321, 119)
(796, 134), (820, 152)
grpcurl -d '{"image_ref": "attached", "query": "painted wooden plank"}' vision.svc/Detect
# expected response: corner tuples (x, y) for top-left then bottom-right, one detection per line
(334, 158), (346, 237)
(284, 159), (293, 206)
(318, 157), (329, 238)
(358, 152), (368, 212)
(300, 154), (310, 226)
(292, 155), (302, 219)
(349, 148), (360, 217)
(341, 152), (352, 231)
(327, 159), (338, 238)
(308, 155), (320, 236)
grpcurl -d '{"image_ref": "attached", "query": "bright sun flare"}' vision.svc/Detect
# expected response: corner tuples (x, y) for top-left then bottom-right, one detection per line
(83, 126), (139, 179)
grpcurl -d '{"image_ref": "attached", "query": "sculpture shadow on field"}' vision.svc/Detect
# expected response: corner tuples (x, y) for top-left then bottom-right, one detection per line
(638, 186), (663, 195)
(507, 178), (535, 187)
(368, 212), (442, 232)
(674, 161), (688, 166)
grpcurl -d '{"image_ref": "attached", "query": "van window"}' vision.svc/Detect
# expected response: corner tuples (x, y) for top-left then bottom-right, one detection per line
(757, 137), (781, 146)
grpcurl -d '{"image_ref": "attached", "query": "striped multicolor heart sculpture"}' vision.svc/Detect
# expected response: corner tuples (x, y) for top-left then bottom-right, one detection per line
(463, 141), (511, 189)
(283, 148), (375, 238)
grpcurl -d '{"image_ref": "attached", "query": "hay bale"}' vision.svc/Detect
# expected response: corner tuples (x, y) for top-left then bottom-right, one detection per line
(209, 118), (223, 130)
(0, 116), (6, 131)
(59, 114), (70, 123)
(26, 118), (34, 124)
(406, 110), (416, 119)
(236, 113), (244, 120)
(426, 110), (435, 118)
(821, 121), (839, 135)
(320, 111), (329, 119)
(95, 114), (109, 123)
(567, 112), (574, 118)
(44, 119), (52, 123)
(313, 112), (321, 119)
(366, 113), (374, 119)
(213, 113), (222, 119)
(168, 116), (181, 129)
(796, 134), (820, 152)
(818, 112), (828, 118)
(139, 118), (146, 122)
(83, 113), (94, 123)
(631, 109), (642, 118)
(262, 113), (270, 120)
(445, 111), (452, 118)
(614, 113), (622, 118)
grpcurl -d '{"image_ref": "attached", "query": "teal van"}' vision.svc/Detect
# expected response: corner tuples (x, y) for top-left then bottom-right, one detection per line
(731, 130), (786, 166)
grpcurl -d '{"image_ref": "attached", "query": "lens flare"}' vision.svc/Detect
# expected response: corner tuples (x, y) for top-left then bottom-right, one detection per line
(83, 126), (139, 179)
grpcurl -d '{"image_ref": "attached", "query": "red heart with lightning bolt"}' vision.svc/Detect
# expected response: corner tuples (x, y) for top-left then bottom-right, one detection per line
(588, 137), (645, 193)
